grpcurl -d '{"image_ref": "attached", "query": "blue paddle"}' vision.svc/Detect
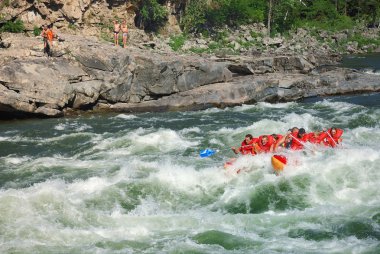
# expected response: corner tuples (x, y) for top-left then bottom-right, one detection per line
(199, 148), (217, 158)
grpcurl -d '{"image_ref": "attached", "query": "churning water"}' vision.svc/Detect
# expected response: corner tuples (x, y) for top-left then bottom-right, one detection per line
(0, 92), (379, 253)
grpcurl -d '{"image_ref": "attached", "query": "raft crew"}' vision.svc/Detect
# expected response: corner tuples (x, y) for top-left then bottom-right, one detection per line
(233, 127), (344, 155)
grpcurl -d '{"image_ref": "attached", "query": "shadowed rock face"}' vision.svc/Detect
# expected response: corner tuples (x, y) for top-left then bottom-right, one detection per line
(0, 33), (379, 119)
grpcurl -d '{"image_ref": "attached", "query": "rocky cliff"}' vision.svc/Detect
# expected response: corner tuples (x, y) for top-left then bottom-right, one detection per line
(0, 32), (379, 119)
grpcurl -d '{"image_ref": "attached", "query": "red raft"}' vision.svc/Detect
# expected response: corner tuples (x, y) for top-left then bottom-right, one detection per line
(271, 154), (287, 172)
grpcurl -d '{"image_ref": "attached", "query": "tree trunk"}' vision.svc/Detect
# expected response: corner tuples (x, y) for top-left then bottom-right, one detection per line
(267, 0), (272, 36)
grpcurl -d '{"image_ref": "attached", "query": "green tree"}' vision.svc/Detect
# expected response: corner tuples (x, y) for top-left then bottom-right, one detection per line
(181, 0), (259, 33)
(180, 0), (207, 33)
(136, 0), (168, 32)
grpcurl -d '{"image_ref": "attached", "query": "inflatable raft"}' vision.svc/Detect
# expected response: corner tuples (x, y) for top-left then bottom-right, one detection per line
(271, 154), (287, 172)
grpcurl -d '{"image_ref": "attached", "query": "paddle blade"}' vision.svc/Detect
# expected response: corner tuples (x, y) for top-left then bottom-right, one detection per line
(199, 148), (216, 158)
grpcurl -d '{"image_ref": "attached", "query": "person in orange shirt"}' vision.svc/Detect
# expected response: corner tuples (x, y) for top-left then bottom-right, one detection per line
(40, 25), (54, 57)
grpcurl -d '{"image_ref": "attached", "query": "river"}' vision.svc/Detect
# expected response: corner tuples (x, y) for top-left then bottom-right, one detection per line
(0, 59), (380, 253)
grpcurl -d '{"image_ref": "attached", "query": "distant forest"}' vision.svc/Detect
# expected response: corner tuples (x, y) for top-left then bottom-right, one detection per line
(137, 0), (380, 33)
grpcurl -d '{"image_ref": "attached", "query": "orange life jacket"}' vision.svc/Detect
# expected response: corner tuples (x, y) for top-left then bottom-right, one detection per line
(319, 128), (343, 147)
(290, 133), (309, 150)
(256, 135), (274, 153)
(239, 138), (258, 155)
(307, 132), (322, 144)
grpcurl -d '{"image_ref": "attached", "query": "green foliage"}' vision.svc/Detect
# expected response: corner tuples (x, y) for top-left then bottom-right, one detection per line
(98, 21), (114, 42)
(179, 0), (379, 37)
(139, 0), (167, 32)
(182, 0), (261, 33)
(33, 26), (41, 36)
(181, 0), (208, 33)
(169, 33), (187, 51)
(296, 14), (355, 31)
(348, 33), (380, 48)
(0, 19), (25, 33)
(301, 0), (338, 21)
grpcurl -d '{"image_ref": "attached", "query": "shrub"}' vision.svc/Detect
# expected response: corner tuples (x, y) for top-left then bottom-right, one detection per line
(0, 19), (25, 33)
(33, 26), (41, 36)
(349, 33), (380, 48)
(169, 34), (187, 51)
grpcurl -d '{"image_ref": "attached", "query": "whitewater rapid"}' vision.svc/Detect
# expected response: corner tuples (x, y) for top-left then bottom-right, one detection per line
(0, 96), (379, 253)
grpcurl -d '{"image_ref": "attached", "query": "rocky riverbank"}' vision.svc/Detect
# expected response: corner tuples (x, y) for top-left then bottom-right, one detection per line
(0, 32), (380, 119)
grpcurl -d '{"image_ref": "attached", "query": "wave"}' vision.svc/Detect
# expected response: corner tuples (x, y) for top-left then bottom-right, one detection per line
(364, 68), (380, 75)
(54, 122), (93, 132)
(114, 114), (138, 120)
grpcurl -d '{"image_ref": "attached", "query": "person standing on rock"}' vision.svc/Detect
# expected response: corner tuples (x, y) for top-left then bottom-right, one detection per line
(113, 20), (121, 46)
(121, 19), (128, 48)
(40, 25), (54, 57)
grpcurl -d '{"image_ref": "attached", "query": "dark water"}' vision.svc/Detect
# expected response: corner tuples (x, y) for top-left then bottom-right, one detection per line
(340, 52), (380, 74)
(302, 92), (380, 108)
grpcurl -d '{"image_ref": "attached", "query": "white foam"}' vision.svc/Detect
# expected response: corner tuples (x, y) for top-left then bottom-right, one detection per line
(350, 127), (380, 147)
(180, 127), (201, 134)
(315, 99), (362, 112)
(53, 122), (92, 132)
(147, 159), (226, 193)
(54, 123), (66, 131)
(68, 177), (110, 195)
(4, 156), (30, 165)
(43, 133), (96, 145)
(131, 129), (198, 152)
(0, 136), (10, 142)
(208, 138), (224, 146)
(364, 69), (380, 75)
(282, 113), (325, 131)
(257, 101), (296, 109)
(115, 114), (138, 120)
